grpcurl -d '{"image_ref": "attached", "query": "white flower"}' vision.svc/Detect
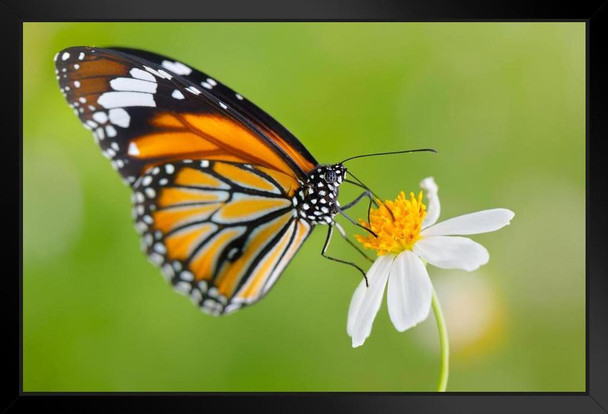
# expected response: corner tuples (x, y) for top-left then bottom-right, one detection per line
(347, 177), (514, 348)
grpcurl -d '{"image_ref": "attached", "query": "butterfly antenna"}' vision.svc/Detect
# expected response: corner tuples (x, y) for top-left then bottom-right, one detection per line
(340, 148), (437, 164)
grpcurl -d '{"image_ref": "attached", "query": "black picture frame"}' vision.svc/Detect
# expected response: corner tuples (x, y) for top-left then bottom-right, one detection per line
(4, 1), (606, 412)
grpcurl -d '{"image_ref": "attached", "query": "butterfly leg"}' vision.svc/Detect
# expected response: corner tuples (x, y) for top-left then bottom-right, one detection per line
(321, 224), (369, 287)
(334, 222), (373, 263)
(336, 207), (378, 238)
(340, 190), (374, 210)
(340, 190), (375, 224)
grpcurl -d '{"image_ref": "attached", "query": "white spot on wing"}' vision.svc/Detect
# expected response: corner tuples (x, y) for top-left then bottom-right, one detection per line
(161, 60), (192, 75)
(108, 108), (131, 127)
(94, 127), (105, 140)
(180, 271), (194, 281)
(61, 52), (70, 61)
(128, 142), (140, 156)
(130, 68), (157, 82)
(92, 112), (108, 124)
(110, 77), (158, 93)
(186, 86), (201, 95)
(171, 90), (185, 100)
(98, 92), (156, 109)
(105, 125), (117, 137)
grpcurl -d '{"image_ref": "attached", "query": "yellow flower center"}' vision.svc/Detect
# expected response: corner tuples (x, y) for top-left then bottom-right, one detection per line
(356, 191), (427, 256)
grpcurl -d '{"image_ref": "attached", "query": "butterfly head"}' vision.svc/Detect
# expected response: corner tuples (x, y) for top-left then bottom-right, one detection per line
(295, 164), (346, 224)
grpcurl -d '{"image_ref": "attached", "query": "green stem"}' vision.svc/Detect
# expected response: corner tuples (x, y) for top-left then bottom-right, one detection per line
(431, 287), (449, 392)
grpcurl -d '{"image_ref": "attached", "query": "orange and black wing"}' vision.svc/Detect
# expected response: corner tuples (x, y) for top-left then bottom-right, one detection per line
(133, 160), (312, 314)
(54, 46), (317, 187)
(111, 47), (318, 177)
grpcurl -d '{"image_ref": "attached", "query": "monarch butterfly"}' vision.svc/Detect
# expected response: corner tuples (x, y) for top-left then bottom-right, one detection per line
(55, 46), (432, 316)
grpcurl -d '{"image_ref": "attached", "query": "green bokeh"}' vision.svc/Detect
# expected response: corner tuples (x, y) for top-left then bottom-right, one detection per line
(23, 23), (585, 392)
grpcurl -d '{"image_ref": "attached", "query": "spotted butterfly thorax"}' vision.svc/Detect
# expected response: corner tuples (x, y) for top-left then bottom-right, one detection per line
(294, 164), (346, 224)
(55, 46), (357, 315)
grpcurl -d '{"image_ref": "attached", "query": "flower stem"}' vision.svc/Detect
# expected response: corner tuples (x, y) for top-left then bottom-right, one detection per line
(431, 287), (449, 392)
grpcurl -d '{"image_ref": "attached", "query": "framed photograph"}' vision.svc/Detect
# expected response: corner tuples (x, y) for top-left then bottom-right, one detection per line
(5, 1), (606, 412)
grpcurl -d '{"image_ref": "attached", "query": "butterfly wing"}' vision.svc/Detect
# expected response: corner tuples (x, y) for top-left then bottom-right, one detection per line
(55, 46), (318, 314)
(54, 46), (317, 187)
(111, 47), (318, 176)
(134, 160), (311, 314)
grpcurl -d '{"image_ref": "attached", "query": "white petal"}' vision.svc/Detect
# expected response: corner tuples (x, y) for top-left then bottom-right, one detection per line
(347, 255), (394, 347)
(414, 236), (489, 271)
(346, 278), (368, 337)
(387, 251), (433, 332)
(347, 257), (388, 337)
(421, 208), (514, 237)
(420, 177), (440, 229)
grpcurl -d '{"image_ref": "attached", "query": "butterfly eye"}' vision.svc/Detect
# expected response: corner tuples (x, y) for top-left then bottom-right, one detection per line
(325, 170), (337, 183)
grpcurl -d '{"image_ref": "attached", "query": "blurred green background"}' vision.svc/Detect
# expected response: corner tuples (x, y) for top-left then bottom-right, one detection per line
(23, 23), (585, 392)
